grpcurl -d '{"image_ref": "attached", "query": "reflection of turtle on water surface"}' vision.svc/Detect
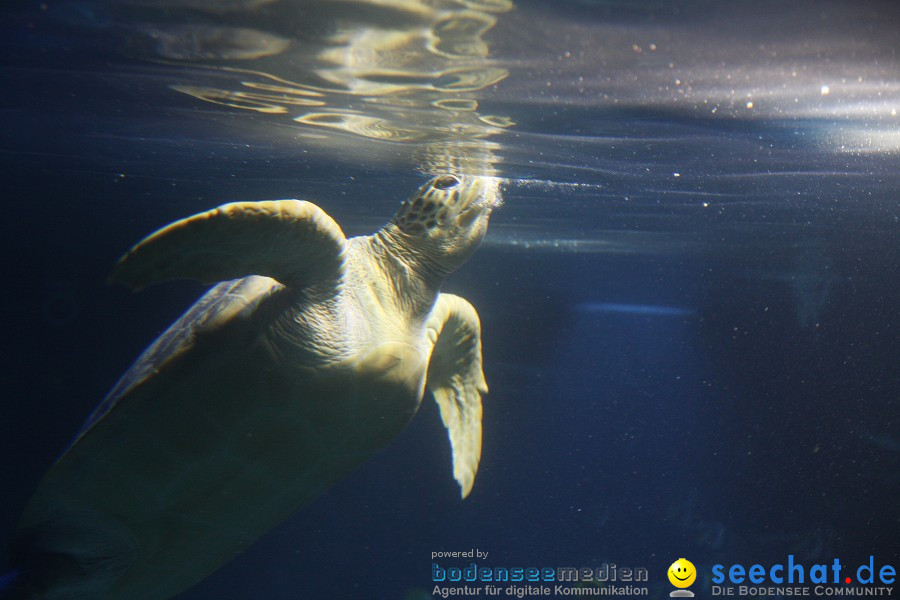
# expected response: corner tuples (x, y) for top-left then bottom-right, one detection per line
(6, 175), (499, 600)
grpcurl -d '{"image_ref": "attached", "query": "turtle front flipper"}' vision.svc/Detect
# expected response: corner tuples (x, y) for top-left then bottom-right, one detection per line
(110, 200), (347, 291)
(424, 293), (489, 499)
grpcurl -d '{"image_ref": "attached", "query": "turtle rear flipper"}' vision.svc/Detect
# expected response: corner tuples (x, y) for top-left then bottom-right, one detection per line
(11, 509), (136, 600)
(110, 200), (347, 291)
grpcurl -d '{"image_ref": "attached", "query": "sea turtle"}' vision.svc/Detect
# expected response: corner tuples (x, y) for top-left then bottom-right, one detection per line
(7, 174), (497, 600)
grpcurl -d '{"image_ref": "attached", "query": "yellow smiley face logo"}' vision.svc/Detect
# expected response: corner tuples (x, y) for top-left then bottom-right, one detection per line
(668, 558), (697, 588)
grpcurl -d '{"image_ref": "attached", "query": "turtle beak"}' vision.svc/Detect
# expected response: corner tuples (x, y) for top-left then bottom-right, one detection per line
(458, 198), (491, 228)
(451, 175), (501, 236)
(454, 175), (502, 215)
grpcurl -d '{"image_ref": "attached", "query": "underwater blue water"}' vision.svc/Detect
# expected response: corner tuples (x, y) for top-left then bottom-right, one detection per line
(1, 0), (898, 598)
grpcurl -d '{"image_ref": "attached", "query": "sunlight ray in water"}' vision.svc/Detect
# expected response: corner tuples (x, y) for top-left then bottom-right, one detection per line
(575, 302), (696, 317)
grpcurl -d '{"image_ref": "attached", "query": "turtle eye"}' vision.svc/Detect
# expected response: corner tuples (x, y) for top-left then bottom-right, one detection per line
(432, 175), (459, 190)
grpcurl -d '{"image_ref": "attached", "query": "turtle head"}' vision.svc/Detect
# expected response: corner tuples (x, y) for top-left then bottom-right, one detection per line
(386, 174), (500, 278)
